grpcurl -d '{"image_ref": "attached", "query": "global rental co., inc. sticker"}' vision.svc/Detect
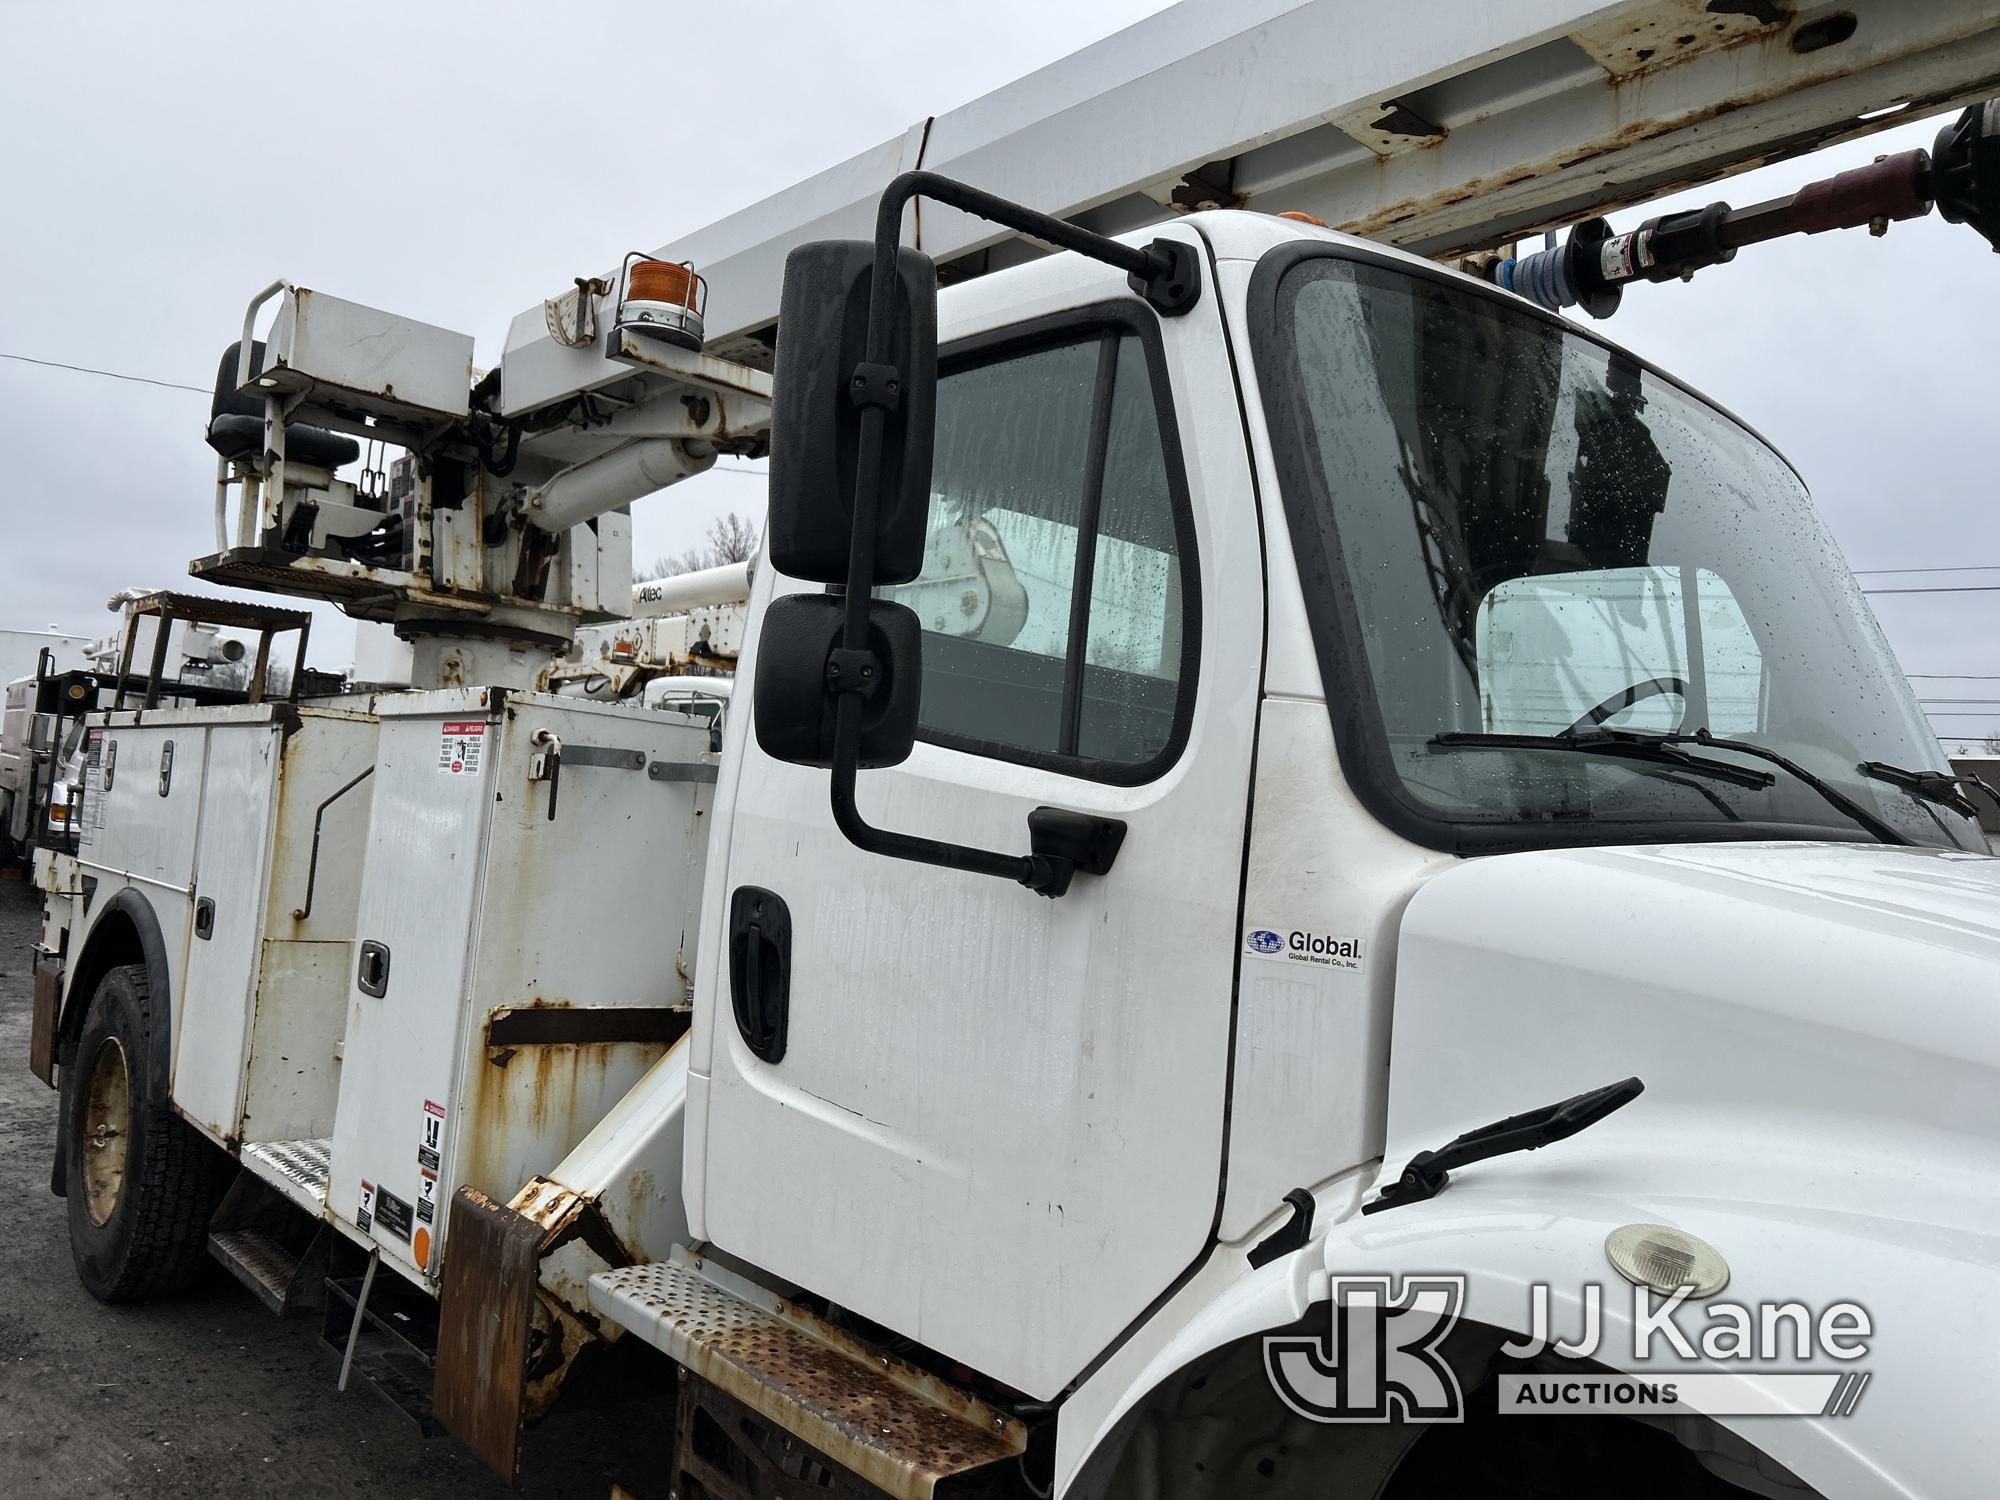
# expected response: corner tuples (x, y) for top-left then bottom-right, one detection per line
(1243, 923), (1365, 973)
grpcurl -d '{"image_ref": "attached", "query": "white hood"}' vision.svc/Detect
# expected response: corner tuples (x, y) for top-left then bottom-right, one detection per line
(1390, 841), (2000, 1148)
(1382, 841), (2000, 1499)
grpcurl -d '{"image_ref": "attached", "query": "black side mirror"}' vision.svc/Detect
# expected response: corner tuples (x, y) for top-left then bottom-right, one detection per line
(767, 241), (936, 585)
(750, 173), (1151, 899)
(754, 594), (921, 768)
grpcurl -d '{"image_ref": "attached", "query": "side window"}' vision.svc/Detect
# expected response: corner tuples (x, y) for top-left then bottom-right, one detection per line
(881, 325), (1191, 775)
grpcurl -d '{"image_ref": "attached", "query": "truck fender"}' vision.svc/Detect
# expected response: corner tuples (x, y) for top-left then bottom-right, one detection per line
(1061, 1165), (1957, 1500)
(49, 887), (174, 1194)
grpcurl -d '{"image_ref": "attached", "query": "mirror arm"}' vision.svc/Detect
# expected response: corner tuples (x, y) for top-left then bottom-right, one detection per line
(828, 697), (1074, 894)
(867, 171), (1200, 333)
(819, 171), (1162, 899)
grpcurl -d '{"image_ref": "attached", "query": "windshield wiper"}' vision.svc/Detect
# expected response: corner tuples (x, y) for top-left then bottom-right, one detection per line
(1434, 727), (1916, 846)
(1364, 1076), (1645, 1214)
(1432, 730), (1777, 791)
(1622, 729), (1914, 846)
(1858, 760), (1991, 821)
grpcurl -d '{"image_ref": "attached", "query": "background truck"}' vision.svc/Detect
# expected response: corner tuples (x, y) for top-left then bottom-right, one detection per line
(0, 626), (92, 695)
(26, 3), (2000, 1497)
(1, 597), (274, 863)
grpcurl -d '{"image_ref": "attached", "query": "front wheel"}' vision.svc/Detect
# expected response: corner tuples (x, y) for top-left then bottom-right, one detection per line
(61, 962), (227, 1300)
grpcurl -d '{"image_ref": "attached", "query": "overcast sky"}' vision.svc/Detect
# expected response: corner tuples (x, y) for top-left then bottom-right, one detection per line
(2, 3), (1994, 748)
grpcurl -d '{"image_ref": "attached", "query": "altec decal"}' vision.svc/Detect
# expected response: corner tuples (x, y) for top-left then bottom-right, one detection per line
(1244, 924), (1365, 972)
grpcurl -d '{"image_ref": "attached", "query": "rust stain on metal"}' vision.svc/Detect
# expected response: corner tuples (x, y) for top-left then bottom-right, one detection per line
(487, 1001), (689, 1049)
(461, 1031), (663, 1199)
(625, 1167), (657, 1248)
(1350, 33), (1979, 257)
(29, 959), (62, 1085)
(675, 1376), (892, 1499)
(1323, 0), (2000, 259)
(1570, 0), (1777, 80)
(433, 1187), (544, 1482)
(609, 1257), (1025, 1498)
(499, 1175), (633, 1340)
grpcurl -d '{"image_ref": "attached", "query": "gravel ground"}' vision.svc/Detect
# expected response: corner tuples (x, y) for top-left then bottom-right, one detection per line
(0, 873), (672, 1498)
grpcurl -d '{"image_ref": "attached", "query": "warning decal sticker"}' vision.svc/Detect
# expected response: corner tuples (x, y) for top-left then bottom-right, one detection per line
(417, 1167), (439, 1225)
(439, 720), (485, 776)
(357, 1179), (375, 1234)
(417, 1098), (446, 1174)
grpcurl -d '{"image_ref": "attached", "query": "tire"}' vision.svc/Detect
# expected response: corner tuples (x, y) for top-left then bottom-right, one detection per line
(62, 962), (227, 1300)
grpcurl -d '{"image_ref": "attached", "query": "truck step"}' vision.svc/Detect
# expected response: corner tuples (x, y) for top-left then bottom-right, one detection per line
(321, 1265), (444, 1436)
(208, 1226), (326, 1316)
(240, 1137), (333, 1215)
(207, 1169), (327, 1316)
(588, 1251), (1026, 1500)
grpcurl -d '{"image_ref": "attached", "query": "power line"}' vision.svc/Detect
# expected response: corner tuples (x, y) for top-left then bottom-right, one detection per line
(5, 356), (1985, 611)
(0, 350), (208, 395)
(1909, 673), (2000, 680)
(1854, 564), (2000, 576)
(0, 352), (787, 462)
(1862, 585), (2000, 596)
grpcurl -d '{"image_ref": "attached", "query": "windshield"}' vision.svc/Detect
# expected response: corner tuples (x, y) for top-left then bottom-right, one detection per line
(1257, 251), (1981, 853)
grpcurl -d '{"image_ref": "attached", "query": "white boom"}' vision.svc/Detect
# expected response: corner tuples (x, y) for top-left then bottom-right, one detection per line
(500, 0), (2000, 414)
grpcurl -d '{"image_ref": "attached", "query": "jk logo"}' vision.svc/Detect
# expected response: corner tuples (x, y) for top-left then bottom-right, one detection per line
(1264, 1275), (1467, 1423)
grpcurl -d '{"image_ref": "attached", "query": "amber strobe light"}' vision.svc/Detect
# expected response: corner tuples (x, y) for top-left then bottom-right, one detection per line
(616, 256), (707, 353)
(627, 259), (697, 306)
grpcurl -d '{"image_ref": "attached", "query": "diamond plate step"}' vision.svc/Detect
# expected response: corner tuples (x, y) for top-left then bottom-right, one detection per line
(207, 1166), (329, 1317)
(589, 1251), (1026, 1500)
(209, 1227), (320, 1316)
(241, 1137), (332, 1215)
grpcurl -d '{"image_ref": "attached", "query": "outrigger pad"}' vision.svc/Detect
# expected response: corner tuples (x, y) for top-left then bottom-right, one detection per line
(433, 1187), (543, 1482)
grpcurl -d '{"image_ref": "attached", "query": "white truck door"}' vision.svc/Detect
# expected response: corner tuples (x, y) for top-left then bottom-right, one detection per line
(692, 231), (1261, 1399)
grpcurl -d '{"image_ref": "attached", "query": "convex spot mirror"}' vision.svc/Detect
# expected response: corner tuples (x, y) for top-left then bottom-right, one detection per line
(754, 593), (922, 768)
(767, 240), (937, 586)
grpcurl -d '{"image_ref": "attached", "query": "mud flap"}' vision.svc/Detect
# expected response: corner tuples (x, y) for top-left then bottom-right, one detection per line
(434, 1186), (544, 1481)
(30, 956), (61, 1086)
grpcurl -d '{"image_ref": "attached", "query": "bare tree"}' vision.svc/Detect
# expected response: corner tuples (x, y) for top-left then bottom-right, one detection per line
(1982, 732), (2000, 756)
(642, 511), (761, 580)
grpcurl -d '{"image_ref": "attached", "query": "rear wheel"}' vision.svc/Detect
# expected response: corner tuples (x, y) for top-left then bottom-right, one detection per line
(62, 962), (227, 1300)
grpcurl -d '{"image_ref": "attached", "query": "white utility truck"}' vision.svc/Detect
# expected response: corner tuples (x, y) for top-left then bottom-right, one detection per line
(3, 599), (273, 862)
(28, 3), (2000, 1496)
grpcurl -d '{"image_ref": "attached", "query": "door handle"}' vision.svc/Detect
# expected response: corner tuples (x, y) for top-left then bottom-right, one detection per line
(193, 896), (215, 941)
(728, 887), (790, 1064)
(357, 939), (391, 998)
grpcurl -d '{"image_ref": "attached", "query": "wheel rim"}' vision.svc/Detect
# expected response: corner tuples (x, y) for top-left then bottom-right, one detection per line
(81, 1035), (132, 1227)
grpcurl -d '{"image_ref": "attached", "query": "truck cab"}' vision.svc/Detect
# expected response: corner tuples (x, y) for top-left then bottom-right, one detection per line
(662, 209), (1996, 1498)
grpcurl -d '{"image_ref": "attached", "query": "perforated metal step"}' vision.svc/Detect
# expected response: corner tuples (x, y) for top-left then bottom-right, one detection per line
(241, 1137), (332, 1213)
(589, 1252), (1026, 1499)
